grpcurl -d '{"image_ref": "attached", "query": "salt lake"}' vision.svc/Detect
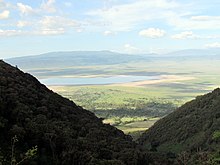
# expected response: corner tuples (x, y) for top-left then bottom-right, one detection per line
(40, 75), (159, 85)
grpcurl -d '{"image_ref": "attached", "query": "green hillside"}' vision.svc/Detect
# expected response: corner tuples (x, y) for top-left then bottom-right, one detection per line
(139, 88), (220, 154)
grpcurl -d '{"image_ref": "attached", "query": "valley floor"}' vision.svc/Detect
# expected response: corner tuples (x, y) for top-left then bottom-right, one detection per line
(49, 73), (218, 139)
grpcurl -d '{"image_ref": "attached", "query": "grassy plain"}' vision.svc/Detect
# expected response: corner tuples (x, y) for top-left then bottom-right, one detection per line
(49, 74), (218, 138)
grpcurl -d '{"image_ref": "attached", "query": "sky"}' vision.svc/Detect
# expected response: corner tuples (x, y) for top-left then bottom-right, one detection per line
(0, 0), (220, 58)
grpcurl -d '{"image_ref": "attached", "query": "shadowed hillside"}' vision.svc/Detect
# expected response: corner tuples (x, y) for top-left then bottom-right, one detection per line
(0, 60), (151, 165)
(139, 88), (220, 154)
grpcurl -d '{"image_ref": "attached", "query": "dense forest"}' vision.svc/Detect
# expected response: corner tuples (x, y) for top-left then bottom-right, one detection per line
(139, 88), (220, 164)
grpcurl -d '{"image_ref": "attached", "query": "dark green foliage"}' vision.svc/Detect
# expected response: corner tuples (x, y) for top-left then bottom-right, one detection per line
(0, 60), (149, 164)
(212, 131), (220, 140)
(10, 135), (38, 165)
(139, 88), (220, 154)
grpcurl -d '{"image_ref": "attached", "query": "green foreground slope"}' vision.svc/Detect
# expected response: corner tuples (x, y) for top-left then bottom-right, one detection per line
(139, 88), (220, 154)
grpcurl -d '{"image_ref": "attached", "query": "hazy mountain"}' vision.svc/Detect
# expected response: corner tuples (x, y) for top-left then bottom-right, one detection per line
(164, 48), (220, 57)
(5, 51), (150, 69)
(0, 60), (150, 164)
(6, 49), (220, 70)
(138, 88), (220, 153)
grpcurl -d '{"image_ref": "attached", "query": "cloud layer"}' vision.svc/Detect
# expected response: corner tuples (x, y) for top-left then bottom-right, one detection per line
(1, 0), (220, 56)
(0, 10), (9, 19)
(139, 28), (165, 38)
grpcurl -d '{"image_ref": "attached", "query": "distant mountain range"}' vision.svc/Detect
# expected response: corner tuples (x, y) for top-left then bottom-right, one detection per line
(5, 51), (150, 69)
(164, 48), (220, 57)
(5, 48), (220, 69)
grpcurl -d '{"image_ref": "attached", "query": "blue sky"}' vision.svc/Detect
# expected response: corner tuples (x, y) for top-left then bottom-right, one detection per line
(0, 0), (220, 58)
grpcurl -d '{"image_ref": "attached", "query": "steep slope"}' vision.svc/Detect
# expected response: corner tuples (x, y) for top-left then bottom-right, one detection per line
(0, 60), (147, 165)
(139, 88), (220, 153)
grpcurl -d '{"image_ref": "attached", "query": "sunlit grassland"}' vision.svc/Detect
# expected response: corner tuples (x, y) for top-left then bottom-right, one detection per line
(103, 117), (159, 140)
(49, 79), (216, 138)
(115, 118), (158, 134)
(50, 75), (220, 138)
(50, 80), (212, 109)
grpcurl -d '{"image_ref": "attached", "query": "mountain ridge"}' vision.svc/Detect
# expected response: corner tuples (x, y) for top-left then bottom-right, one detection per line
(5, 51), (150, 70)
(5, 49), (220, 70)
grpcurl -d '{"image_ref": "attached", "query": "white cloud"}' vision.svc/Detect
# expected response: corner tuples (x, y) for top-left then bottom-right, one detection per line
(0, 15), (81, 37)
(37, 28), (65, 35)
(41, 0), (56, 13)
(0, 28), (64, 37)
(205, 42), (220, 48)
(0, 14), (81, 37)
(0, 0), (10, 10)
(17, 21), (30, 28)
(39, 16), (79, 29)
(76, 29), (82, 33)
(191, 15), (220, 21)
(171, 31), (197, 39)
(103, 30), (115, 36)
(87, 0), (180, 31)
(38, 16), (81, 35)
(17, 1), (57, 16)
(87, 1), (220, 31)
(171, 31), (220, 40)
(205, 35), (220, 39)
(0, 10), (9, 19)
(89, 1), (219, 31)
(0, 29), (23, 36)
(139, 28), (165, 38)
(168, 15), (220, 30)
(17, 3), (34, 15)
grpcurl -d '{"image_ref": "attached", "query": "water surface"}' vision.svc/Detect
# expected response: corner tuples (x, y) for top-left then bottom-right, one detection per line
(40, 75), (158, 85)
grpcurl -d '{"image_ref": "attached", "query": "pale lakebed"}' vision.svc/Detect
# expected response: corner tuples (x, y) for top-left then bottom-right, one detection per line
(40, 75), (159, 86)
